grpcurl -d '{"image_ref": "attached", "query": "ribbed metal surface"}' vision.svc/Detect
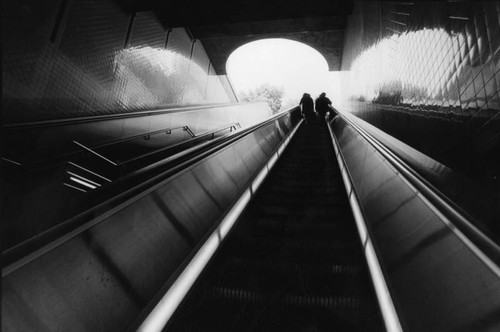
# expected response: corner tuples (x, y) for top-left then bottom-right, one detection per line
(166, 122), (383, 331)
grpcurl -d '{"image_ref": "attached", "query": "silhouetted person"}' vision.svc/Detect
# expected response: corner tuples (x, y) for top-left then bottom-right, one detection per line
(299, 93), (315, 123)
(315, 92), (332, 120)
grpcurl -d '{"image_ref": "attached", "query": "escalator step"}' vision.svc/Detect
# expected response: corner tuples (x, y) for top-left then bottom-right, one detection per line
(224, 236), (361, 262)
(252, 217), (355, 236)
(265, 184), (343, 194)
(207, 286), (370, 311)
(205, 259), (370, 296)
(251, 205), (350, 217)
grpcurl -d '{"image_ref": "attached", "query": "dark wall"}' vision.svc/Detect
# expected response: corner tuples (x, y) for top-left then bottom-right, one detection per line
(2, 0), (236, 124)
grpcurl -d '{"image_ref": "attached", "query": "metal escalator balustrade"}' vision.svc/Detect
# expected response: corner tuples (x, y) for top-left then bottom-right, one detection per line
(2, 106), (302, 332)
(328, 107), (500, 332)
(1, 121), (242, 263)
(1, 102), (266, 257)
(65, 122), (241, 190)
(155, 121), (385, 331)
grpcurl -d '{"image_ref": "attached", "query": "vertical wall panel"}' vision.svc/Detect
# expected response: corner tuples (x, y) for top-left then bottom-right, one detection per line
(166, 28), (193, 60)
(2, 1), (234, 123)
(128, 12), (166, 48)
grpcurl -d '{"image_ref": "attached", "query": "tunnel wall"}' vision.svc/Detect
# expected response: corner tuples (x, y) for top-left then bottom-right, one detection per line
(2, 108), (302, 332)
(2, 0), (237, 124)
(340, 0), (500, 207)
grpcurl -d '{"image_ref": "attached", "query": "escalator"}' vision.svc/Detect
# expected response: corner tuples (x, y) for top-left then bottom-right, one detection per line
(165, 121), (384, 331)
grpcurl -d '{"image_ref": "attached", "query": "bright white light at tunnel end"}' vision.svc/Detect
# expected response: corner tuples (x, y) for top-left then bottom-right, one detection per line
(226, 38), (344, 107)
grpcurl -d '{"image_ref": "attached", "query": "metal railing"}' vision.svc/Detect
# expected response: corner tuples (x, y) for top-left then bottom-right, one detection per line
(63, 123), (241, 193)
(2, 107), (299, 270)
(328, 106), (500, 265)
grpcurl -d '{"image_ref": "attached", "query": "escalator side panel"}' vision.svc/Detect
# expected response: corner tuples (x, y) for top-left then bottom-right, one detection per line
(2, 110), (301, 332)
(332, 117), (500, 332)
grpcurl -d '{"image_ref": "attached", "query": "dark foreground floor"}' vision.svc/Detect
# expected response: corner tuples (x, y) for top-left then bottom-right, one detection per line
(165, 121), (384, 331)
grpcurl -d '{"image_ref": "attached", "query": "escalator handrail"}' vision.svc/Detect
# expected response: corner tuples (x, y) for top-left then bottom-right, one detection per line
(328, 106), (500, 273)
(2, 102), (252, 129)
(326, 114), (403, 332)
(12, 123), (239, 170)
(2, 106), (300, 276)
(117, 123), (240, 166)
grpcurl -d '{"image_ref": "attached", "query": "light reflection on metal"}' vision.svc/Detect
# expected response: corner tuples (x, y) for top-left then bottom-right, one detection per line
(66, 171), (101, 187)
(69, 176), (97, 189)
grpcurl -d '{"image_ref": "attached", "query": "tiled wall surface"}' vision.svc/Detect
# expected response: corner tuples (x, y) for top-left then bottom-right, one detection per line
(340, 1), (500, 201)
(343, 1), (500, 115)
(2, 0), (236, 123)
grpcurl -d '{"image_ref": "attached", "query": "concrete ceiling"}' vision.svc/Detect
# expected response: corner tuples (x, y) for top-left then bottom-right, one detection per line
(115, 0), (353, 73)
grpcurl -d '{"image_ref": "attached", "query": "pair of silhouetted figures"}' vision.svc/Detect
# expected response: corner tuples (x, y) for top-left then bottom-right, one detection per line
(299, 92), (332, 123)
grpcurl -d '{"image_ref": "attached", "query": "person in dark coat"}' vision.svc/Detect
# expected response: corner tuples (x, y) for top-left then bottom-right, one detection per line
(315, 92), (332, 120)
(299, 93), (315, 123)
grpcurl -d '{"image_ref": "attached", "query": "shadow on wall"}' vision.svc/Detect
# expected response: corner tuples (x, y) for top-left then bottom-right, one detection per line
(2, 1), (235, 123)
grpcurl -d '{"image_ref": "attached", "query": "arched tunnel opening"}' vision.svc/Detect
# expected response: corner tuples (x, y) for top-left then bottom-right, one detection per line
(225, 38), (340, 112)
(2, 1), (500, 332)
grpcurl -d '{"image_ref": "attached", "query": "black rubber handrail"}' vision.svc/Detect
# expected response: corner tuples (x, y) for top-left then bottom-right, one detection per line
(328, 106), (500, 268)
(2, 107), (300, 273)
(2, 102), (250, 129)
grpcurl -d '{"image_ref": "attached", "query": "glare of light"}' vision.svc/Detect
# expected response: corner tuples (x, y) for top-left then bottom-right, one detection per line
(69, 177), (97, 189)
(226, 39), (343, 106)
(114, 46), (231, 105)
(344, 28), (459, 105)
